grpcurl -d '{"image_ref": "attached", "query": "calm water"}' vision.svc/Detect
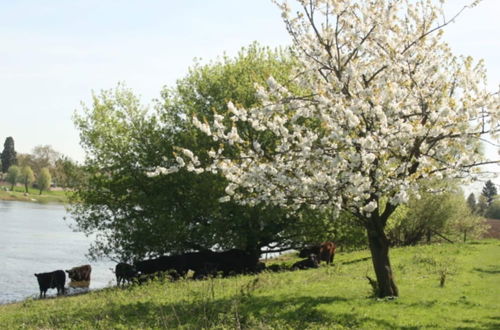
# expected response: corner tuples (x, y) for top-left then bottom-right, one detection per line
(0, 201), (115, 304)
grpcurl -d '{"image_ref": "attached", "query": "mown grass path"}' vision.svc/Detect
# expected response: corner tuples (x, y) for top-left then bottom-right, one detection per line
(1, 240), (499, 329)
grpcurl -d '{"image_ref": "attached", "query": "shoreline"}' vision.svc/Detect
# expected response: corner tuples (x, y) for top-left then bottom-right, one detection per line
(0, 187), (69, 204)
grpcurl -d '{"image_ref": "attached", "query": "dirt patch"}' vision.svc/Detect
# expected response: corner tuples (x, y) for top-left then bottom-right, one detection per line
(485, 219), (500, 239)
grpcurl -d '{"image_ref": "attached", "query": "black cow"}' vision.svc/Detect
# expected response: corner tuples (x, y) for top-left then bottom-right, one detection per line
(185, 249), (261, 278)
(34, 270), (66, 298)
(299, 245), (321, 258)
(115, 263), (138, 286)
(134, 255), (187, 280)
(292, 254), (319, 270)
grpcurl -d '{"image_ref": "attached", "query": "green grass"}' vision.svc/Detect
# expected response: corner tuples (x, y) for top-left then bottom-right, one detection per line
(0, 183), (69, 204)
(1, 240), (499, 329)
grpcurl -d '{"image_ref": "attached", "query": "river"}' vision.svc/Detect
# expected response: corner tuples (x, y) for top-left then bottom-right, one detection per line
(0, 201), (115, 304)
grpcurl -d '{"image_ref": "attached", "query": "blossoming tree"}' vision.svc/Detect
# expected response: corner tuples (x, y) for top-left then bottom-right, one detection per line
(152, 0), (499, 297)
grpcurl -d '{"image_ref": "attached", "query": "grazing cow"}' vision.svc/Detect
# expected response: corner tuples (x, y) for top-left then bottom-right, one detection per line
(319, 241), (336, 264)
(292, 254), (319, 270)
(115, 263), (138, 286)
(34, 270), (66, 298)
(66, 264), (92, 282)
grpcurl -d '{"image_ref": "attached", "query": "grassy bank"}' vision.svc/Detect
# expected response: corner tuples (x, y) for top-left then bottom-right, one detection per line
(1, 240), (499, 329)
(0, 183), (69, 204)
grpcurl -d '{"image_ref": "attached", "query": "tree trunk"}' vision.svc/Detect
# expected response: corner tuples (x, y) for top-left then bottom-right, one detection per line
(366, 223), (399, 298)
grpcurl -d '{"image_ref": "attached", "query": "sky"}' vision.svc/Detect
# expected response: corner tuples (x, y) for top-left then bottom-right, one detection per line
(0, 0), (499, 191)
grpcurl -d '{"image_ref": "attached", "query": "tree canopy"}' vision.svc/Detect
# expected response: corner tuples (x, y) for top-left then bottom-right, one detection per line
(1, 137), (17, 173)
(70, 45), (333, 262)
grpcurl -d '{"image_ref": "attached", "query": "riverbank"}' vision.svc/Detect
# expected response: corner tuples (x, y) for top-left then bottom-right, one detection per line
(1, 240), (499, 329)
(0, 183), (69, 204)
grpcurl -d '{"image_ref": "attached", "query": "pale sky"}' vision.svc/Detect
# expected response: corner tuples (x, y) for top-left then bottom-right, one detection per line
(0, 0), (499, 191)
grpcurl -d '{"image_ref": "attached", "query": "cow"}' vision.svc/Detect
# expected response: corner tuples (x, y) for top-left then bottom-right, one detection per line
(115, 263), (138, 286)
(185, 249), (261, 278)
(134, 255), (188, 280)
(66, 264), (92, 282)
(299, 241), (336, 264)
(319, 241), (336, 264)
(299, 245), (321, 258)
(34, 270), (66, 298)
(292, 254), (319, 270)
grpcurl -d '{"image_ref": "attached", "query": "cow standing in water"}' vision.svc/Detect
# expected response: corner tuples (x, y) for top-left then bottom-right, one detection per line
(34, 270), (66, 298)
(66, 264), (92, 288)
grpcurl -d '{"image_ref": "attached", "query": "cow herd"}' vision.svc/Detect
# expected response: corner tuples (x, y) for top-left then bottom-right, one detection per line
(34, 242), (336, 299)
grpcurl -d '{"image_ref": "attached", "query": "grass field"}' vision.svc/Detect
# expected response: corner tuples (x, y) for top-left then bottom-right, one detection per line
(0, 183), (69, 204)
(1, 240), (499, 329)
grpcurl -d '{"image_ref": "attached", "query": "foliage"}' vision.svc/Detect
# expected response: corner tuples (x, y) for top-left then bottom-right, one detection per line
(476, 194), (489, 216)
(1, 240), (500, 329)
(36, 167), (52, 195)
(481, 179), (497, 206)
(466, 193), (476, 213)
(485, 199), (500, 219)
(1, 137), (17, 173)
(70, 45), (336, 261)
(52, 156), (85, 188)
(386, 181), (467, 246)
(6, 165), (20, 190)
(450, 213), (489, 242)
(29, 145), (61, 175)
(20, 166), (35, 193)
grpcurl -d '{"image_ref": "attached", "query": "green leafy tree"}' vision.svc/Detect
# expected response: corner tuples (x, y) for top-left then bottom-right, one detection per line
(29, 145), (61, 175)
(6, 165), (20, 190)
(70, 45), (316, 261)
(450, 212), (489, 243)
(466, 193), (477, 214)
(387, 181), (471, 246)
(53, 156), (85, 188)
(485, 200), (500, 220)
(476, 195), (489, 216)
(37, 167), (52, 195)
(1, 137), (17, 173)
(481, 180), (497, 206)
(20, 166), (35, 193)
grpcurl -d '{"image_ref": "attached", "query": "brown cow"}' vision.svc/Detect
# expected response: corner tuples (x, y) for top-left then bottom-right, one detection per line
(66, 264), (92, 285)
(319, 241), (336, 264)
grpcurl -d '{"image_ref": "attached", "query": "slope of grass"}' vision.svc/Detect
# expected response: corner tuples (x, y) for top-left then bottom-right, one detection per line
(0, 183), (68, 204)
(1, 240), (499, 329)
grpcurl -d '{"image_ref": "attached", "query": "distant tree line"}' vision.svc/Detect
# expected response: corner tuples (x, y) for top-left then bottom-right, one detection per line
(467, 180), (500, 219)
(0, 137), (84, 194)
